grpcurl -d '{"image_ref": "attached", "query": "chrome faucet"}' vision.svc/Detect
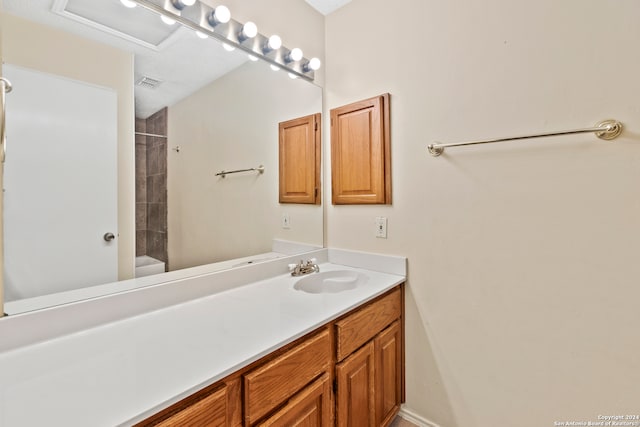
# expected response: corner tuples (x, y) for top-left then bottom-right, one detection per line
(289, 259), (320, 276)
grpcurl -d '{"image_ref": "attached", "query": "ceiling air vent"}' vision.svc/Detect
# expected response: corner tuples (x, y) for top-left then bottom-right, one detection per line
(136, 76), (163, 89)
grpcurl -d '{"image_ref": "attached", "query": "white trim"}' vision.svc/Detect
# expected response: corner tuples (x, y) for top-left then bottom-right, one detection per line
(398, 406), (442, 427)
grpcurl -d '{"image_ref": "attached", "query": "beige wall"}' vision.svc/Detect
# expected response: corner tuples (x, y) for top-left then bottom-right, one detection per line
(167, 62), (323, 270)
(1, 13), (135, 281)
(325, 0), (640, 426)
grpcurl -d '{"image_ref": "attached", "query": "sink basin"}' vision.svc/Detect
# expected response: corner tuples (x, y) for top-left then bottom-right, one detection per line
(293, 270), (368, 294)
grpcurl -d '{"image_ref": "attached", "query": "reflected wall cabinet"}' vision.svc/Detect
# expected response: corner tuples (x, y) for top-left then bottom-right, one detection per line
(278, 113), (321, 204)
(330, 94), (391, 205)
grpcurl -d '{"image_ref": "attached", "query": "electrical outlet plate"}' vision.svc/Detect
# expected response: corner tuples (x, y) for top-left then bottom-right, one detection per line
(375, 216), (387, 238)
(282, 214), (291, 229)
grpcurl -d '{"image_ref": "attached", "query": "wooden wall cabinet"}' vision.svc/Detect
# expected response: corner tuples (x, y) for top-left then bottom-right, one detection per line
(137, 286), (404, 427)
(279, 113), (321, 204)
(330, 94), (391, 205)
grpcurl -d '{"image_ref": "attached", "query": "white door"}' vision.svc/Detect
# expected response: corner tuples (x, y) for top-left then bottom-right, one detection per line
(3, 64), (118, 301)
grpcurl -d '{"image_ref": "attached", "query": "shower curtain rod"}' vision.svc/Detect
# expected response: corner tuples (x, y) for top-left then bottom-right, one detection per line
(427, 119), (623, 157)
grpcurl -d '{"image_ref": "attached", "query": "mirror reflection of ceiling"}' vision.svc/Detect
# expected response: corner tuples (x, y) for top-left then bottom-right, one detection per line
(3, 0), (248, 118)
(2, 0), (351, 117)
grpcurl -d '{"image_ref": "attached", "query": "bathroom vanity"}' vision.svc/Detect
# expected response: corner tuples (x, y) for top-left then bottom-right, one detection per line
(0, 249), (406, 427)
(137, 285), (403, 427)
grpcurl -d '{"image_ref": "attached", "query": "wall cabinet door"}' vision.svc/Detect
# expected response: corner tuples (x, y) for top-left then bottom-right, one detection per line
(258, 374), (332, 427)
(330, 94), (390, 205)
(336, 341), (376, 427)
(375, 321), (402, 427)
(279, 113), (321, 204)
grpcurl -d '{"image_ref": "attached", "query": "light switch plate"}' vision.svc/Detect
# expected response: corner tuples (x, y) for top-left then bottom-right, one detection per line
(375, 217), (387, 238)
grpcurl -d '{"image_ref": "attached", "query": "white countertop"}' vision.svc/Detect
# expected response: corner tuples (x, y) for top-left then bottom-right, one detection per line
(0, 258), (404, 426)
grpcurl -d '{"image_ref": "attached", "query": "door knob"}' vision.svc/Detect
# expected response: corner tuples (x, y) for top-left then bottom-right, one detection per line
(103, 232), (116, 242)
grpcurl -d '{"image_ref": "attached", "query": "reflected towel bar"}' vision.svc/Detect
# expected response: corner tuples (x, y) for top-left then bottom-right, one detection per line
(427, 119), (623, 157)
(216, 165), (265, 178)
(135, 131), (167, 138)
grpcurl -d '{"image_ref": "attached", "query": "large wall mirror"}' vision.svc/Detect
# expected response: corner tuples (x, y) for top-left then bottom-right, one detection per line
(0, 0), (323, 314)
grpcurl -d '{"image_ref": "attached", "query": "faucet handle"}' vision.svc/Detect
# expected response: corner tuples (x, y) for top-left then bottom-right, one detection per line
(308, 258), (317, 264)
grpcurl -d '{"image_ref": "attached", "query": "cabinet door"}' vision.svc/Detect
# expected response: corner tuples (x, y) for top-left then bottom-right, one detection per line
(258, 373), (332, 427)
(375, 321), (402, 427)
(330, 94), (390, 205)
(336, 341), (375, 427)
(156, 386), (227, 427)
(279, 113), (321, 204)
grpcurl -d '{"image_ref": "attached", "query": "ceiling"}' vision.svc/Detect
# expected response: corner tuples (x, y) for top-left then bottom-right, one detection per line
(304, 0), (352, 15)
(2, 0), (248, 118)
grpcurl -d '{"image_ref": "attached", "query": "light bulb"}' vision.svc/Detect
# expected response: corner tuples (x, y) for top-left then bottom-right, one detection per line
(196, 31), (208, 39)
(209, 5), (231, 26)
(223, 43), (235, 52)
(286, 48), (303, 62)
(267, 35), (282, 50)
(161, 15), (176, 25)
(248, 54), (259, 62)
(288, 73), (298, 79)
(240, 22), (257, 40)
(307, 57), (321, 71)
(270, 64), (281, 71)
(170, 0), (195, 9)
(120, 0), (137, 7)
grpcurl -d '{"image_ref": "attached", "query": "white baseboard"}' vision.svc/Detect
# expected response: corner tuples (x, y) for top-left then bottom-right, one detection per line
(398, 406), (442, 427)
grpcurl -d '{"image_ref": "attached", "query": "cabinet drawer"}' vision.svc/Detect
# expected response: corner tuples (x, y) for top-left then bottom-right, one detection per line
(257, 373), (332, 427)
(244, 328), (331, 425)
(155, 385), (227, 427)
(335, 287), (401, 361)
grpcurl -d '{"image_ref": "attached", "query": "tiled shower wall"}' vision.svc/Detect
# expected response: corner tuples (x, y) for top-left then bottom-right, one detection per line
(135, 108), (168, 268)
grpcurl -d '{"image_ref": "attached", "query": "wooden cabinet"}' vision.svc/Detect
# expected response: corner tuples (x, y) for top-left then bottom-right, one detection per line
(136, 378), (242, 427)
(335, 288), (401, 361)
(279, 113), (321, 204)
(375, 321), (402, 427)
(330, 94), (391, 205)
(155, 386), (227, 427)
(258, 374), (332, 427)
(335, 288), (403, 427)
(336, 342), (376, 427)
(244, 328), (331, 425)
(138, 286), (404, 427)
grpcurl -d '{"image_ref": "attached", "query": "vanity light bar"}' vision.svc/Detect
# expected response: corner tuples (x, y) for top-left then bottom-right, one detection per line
(129, 0), (318, 81)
